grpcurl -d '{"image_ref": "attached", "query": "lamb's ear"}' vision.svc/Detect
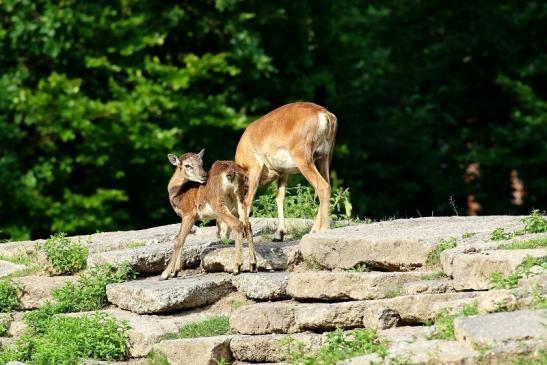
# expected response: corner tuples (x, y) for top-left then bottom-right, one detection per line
(167, 153), (180, 166)
(197, 149), (205, 159)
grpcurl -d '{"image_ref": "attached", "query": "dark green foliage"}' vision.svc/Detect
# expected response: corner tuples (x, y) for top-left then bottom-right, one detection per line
(160, 315), (230, 340)
(0, 1), (546, 240)
(0, 279), (20, 312)
(0, 313), (129, 364)
(43, 232), (88, 275)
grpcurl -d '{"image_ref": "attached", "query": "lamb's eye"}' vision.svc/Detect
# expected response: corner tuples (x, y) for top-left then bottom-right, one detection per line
(185, 164), (193, 169)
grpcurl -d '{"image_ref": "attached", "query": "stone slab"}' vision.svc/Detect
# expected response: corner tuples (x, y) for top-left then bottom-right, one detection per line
(300, 216), (523, 271)
(387, 339), (478, 364)
(230, 292), (482, 335)
(287, 271), (436, 301)
(232, 272), (289, 301)
(16, 275), (78, 309)
(201, 241), (300, 273)
(106, 273), (234, 314)
(230, 333), (323, 362)
(449, 248), (547, 290)
(152, 336), (233, 365)
(402, 278), (454, 295)
(0, 260), (26, 278)
(454, 310), (547, 351)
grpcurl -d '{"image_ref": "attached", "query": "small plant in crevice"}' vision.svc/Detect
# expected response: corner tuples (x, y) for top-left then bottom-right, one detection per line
(490, 210), (547, 241)
(0, 314), (11, 336)
(489, 256), (546, 290)
(284, 327), (388, 364)
(303, 258), (326, 270)
(0, 279), (20, 313)
(347, 263), (369, 273)
(426, 237), (457, 267)
(43, 232), (89, 275)
(498, 237), (547, 250)
(428, 303), (479, 340)
(146, 350), (171, 365)
(160, 315), (230, 341)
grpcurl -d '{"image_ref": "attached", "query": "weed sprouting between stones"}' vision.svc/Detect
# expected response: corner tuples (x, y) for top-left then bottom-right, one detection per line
(43, 232), (88, 275)
(159, 315), (230, 341)
(428, 303), (479, 340)
(284, 327), (388, 365)
(426, 237), (457, 267)
(491, 209), (547, 241)
(146, 351), (171, 365)
(0, 279), (20, 312)
(0, 314), (11, 336)
(489, 255), (546, 290)
(498, 237), (547, 250)
(346, 263), (369, 272)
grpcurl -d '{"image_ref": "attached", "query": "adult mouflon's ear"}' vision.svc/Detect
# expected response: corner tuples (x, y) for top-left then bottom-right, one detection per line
(167, 153), (180, 166)
(197, 149), (205, 159)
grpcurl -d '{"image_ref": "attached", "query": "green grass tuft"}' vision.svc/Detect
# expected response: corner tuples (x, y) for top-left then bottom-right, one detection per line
(522, 209), (547, 233)
(43, 232), (89, 275)
(498, 237), (547, 250)
(346, 263), (369, 273)
(426, 237), (457, 267)
(284, 328), (387, 364)
(429, 303), (479, 340)
(146, 351), (171, 365)
(160, 316), (230, 340)
(489, 255), (546, 289)
(0, 279), (20, 312)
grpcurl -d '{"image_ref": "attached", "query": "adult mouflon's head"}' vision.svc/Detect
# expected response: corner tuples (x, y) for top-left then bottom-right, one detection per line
(167, 149), (208, 184)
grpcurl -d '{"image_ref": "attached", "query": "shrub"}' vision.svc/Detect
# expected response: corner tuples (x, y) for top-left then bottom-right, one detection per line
(0, 313), (129, 364)
(160, 315), (230, 340)
(0, 279), (20, 312)
(522, 209), (547, 233)
(43, 233), (88, 275)
(285, 328), (387, 364)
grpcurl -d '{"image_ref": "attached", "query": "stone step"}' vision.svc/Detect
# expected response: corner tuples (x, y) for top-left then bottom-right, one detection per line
(88, 237), (222, 275)
(201, 241), (300, 273)
(230, 292), (487, 335)
(300, 216), (523, 271)
(230, 333), (324, 363)
(15, 275), (78, 310)
(232, 272), (289, 301)
(106, 273), (234, 314)
(402, 277), (454, 295)
(0, 260), (26, 278)
(286, 271), (436, 301)
(442, 247), (547, 290)
(152, 336), (233, 365)
(454, 310), (547, 356)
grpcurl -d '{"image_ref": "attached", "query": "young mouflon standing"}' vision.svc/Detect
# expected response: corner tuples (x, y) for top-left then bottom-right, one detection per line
(162, 150), (256, 279)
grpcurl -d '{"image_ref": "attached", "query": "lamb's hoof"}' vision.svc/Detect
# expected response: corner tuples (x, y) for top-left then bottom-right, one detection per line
(159, 274), (169, 281)
(232, 265), (242, 275)
(249, 263), (258, 273)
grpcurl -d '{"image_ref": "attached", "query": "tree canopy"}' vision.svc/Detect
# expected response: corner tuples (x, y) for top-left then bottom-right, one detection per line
(1, 0), (545, 240)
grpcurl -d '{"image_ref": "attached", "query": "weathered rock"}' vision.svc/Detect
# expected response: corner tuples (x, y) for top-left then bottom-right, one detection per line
(402, 278), (454, 295)
(106, 273), (234, 314)
(454, 310), (547, 353)
(378, 326), (435, 343)
(6, 312), (26, 338)
(250, 218), (314, 236)
(152, 336), (233, 365)
(340, 353), (384, 365)
(0, 260), (26, 278)
(301, 216), (523, 271)
(387, 339), (478, 364)
(230, 333), (323, 362)
(232, 272), (289, 301)
(0, 337), (16, 349)
(201, 241), (300, 273)
(88, 237), (222, 274)
(448, 248), (547, 290)
(231, 292), (482, 335)
(15, 275), (78, 309)
(287, 271), (434, 301)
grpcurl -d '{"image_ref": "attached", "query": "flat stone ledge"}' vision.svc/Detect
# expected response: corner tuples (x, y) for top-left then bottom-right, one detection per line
(152, 336), (233, 365)
(0, 260), (26, 278)
(232, 272), (289, 301)
(402, 278), (454, 295)
(301, 216), (523, 271)
(230, 333), (323, 362)
(106, 273), (234, 314)
(201, 241), (300, 273)
(16, 275), (78, 309)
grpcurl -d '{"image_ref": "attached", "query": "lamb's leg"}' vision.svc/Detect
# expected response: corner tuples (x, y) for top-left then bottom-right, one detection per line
(160, 215), (195, 280)
(216, 209), (245, 275)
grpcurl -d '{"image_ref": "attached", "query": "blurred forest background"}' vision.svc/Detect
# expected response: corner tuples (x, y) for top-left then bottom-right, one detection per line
(1, 0), (546, 240)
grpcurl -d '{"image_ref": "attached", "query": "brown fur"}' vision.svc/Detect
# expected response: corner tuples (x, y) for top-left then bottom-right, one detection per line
(162, 156), (256, 279)
(235, 102), (337, 240)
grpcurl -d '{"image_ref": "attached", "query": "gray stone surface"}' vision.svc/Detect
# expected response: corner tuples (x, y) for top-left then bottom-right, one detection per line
(201, 241), (300, 273)
(152, 336), (233, 365)
(287, 271), (435, 301)
(0, 260), (26, 278)
(378, 326), (435, 343)
(387, 339), (478, 364)
(231, 292), (482, 335)
(88, 237), (222, 274)
(454, 310), (547, 351)
(106, 273), (234, 314)
(402, 278), (454, 295)
(230, 333), (323, 362)
(232, 272), (289, 301)
(300, 216), (523, 271)
(16, 275), (78, 309)
(449, 248), (547, 290)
